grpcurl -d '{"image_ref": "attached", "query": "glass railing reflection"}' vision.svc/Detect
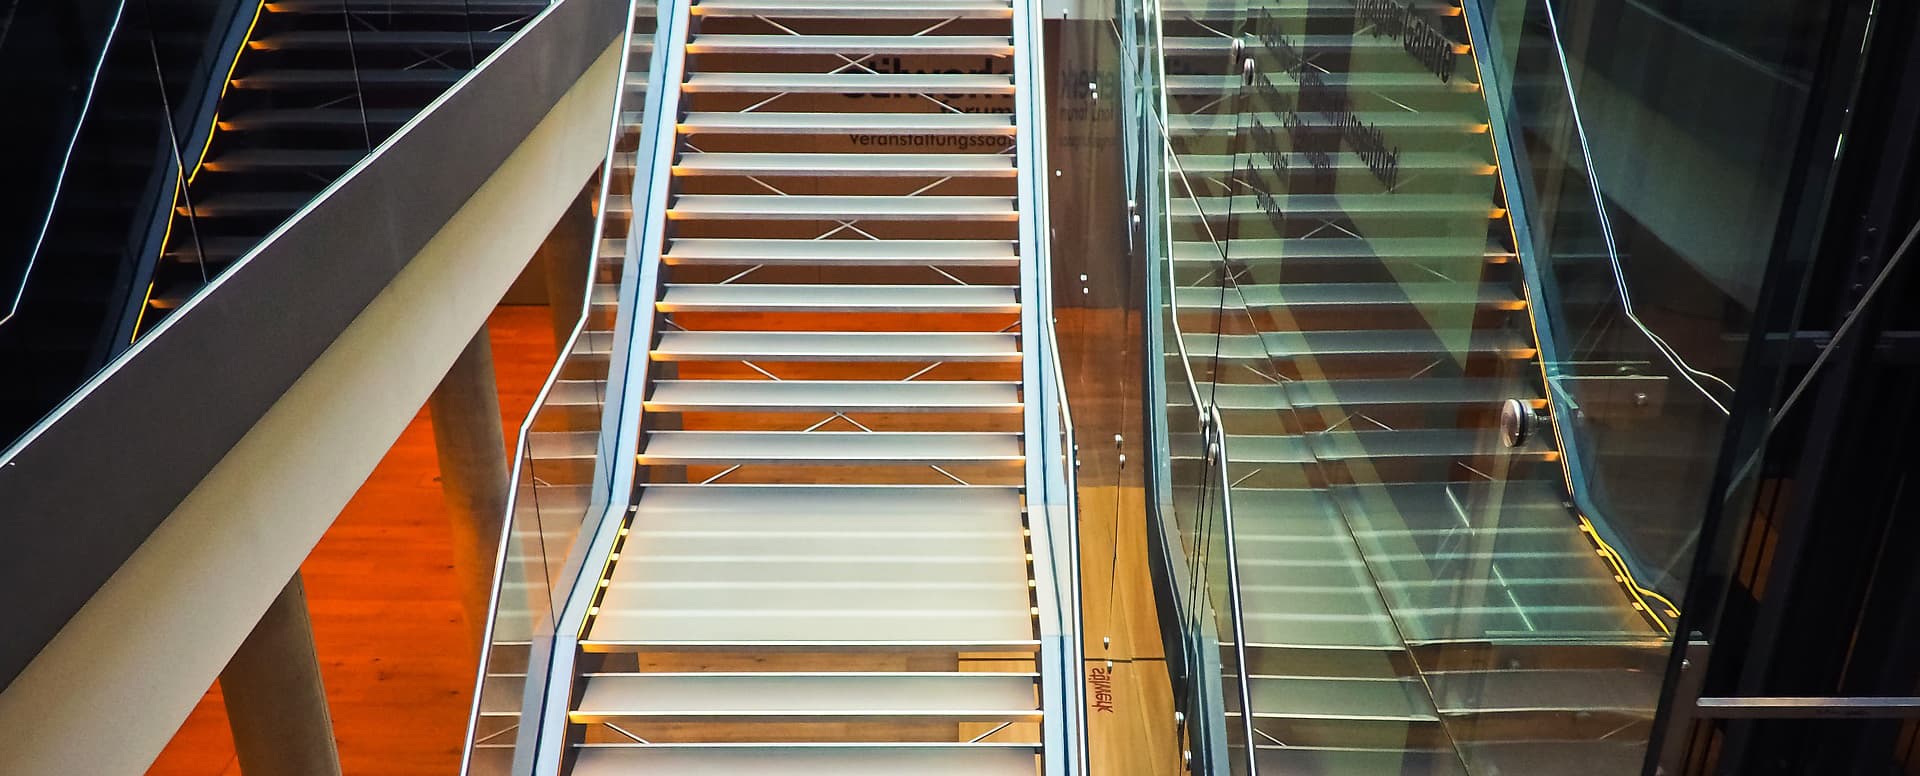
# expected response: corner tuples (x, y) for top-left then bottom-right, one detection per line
(461, 4), (651, 773)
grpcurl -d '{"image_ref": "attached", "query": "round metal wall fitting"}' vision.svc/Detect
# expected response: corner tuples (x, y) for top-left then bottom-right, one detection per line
(1500, 398), (1533, 448)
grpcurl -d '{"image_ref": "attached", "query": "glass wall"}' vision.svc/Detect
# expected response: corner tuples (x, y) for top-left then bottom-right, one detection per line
(1133, 0), (1859, 772)
(1472, 0), (1850, 604)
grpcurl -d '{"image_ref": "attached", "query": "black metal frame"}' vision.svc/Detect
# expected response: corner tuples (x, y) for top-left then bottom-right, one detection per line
(1648, 0), (1920, 770)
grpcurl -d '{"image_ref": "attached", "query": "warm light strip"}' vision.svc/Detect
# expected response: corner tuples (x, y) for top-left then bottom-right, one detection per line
(1459, 3), (1676, 636)
(137, 0), (269, 342)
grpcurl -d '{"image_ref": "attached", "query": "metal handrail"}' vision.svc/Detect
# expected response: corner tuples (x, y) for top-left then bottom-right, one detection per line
(1208, 405), (1259, 775)
(457, 0), (642, 772)
(1013, 0), (1090, 768)
(1141, 27), (1259, 770)
(1460, 0), (1681, 611)
(2, 0), (129, 329)
(527, 0), (686, 768)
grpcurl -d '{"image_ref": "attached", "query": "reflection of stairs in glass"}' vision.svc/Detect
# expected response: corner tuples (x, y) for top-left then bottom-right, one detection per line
(1160, 0), (1663, 771)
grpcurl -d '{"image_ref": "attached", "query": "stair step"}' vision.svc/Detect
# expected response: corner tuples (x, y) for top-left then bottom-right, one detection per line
(1160, 0), (1459, 18)
(658, 284), (1018, 313)
(680, 111), (1015, 135)
(1246, 675), (1439, 722)
(1177, 151), (1493, 176)
(1172, 237), (1515, 264)
(590, 486), (1034, 644)
(572, 745), (1039, 776)
(692, 0), (1013, 18)
(265, 0), (547, 12)
(1170, 109), (1486, 137)
(684, 72), (1013, 95)
(200, 149), (366, 173)
(1456, 740), (1650, 776)
(665, 239), (1018, 267)
(1251, 745), (1466, 775)
(250, 30), (512, 49)
(176, 192), (315, 217)
(230, 69), (465, 89)
(572, 673), (1038, 722)
(1283, 378), (1518, 408)
(1201, 329), (1536, 361)
(646, 380), (1021, 413)
(1178, 283), (1521, 310)
(1430, 668), (1661, 716)
(631, 483), (1023, 515)
(529, 430), (598, 461)
(1203, 378), (1518, 411)
(217, 108), (414, 131)
(674, 152), (1015, 177)
(1167, 72), (1480, 97)
(1174, 194), (1504, 220)
(652, 331), (1020, 362)
(1310, 428), (1556, 462)
(638, 431), (1021, 466)
(1164, 34), (1470, 57)
(668, 194), (1016, 221)
(688, 34), (1012, 55)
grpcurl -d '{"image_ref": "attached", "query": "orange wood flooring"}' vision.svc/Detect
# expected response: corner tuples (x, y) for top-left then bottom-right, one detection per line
(146, 305), (557, 776)
(144, 303), (1184, 775)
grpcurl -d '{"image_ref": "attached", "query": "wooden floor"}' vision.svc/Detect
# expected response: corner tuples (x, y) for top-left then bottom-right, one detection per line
(1059, 308), (1185, 776)
(146, 304), (1184, 776)
(147, 305), (557, 776)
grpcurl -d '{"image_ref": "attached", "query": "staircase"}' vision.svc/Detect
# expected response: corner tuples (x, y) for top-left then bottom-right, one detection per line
(547, 0), (1065, 771)
(1157, 0), (1666, 772)
(143, 0), (547, 329)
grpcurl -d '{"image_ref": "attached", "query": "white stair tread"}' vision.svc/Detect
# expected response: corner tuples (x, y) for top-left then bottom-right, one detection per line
(1166, 71), (1479, 95)
(688, 34), (1012, 54)
(634, 483), (1022, 516)
(1172, 236), (1514, 262)
(1167, 110), (1488, 136)
(652, 331), (1021, 361)
(528, 430), (598, 459)
(1176, 151), (1493, 174)
(572, 746), (1038, 776)
(658, 284), (1019, 312)
(692, 0), (1013, 18)
(669, 194), (1016, 220)
(685, 72), (1013, 94)
(646, 380), (1022, 411)
(1174, 282), (1518, 308)
(573, 673), (1038, 716)
(665, 238), (1017, 266)
(1173, 194), (1501, 218)
(680, 111), (1015, 135)
(587, 608), (1035, 643)
(676, 152), (1015, 176)
(638, 431), (1022, 464)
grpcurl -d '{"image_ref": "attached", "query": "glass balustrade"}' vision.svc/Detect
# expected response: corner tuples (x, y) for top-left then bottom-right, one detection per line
(1135, 0), (1854, 772)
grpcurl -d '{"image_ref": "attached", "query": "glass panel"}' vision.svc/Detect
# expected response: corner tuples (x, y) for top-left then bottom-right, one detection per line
(465, 4), (650, 771)
(1137, 0), (1850, 769)
(0, 0), (235, 446)
(1470, 0), (1845, 607)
